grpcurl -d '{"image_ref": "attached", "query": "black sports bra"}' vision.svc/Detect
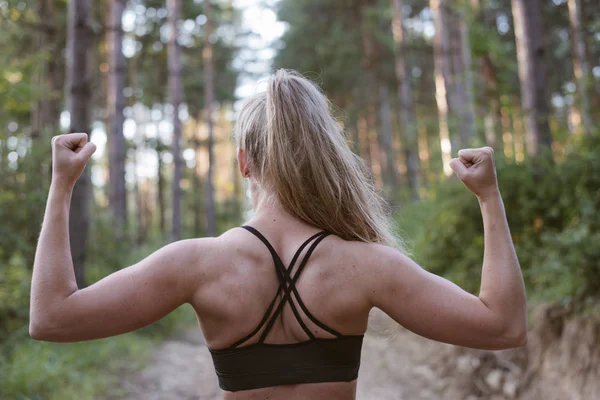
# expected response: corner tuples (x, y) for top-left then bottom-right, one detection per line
(208, 225), (364, 392)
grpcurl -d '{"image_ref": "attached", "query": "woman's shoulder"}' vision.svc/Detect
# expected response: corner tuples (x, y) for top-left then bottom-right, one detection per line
(319, 233), (403, 262)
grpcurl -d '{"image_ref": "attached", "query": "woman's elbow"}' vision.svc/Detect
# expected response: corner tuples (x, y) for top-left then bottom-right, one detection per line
(495, 322), (528, 349)
(29, 320), (50, 341)
(29, 316), (63, 342)
(509, 327), (528, 348)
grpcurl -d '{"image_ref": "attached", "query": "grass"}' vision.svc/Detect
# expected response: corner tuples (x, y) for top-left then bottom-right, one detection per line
(0, 237), (199, 400)
(0, 305), (197, 400)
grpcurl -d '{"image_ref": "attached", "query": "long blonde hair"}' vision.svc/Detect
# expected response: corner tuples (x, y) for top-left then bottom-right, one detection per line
(235, 69), (403, 250)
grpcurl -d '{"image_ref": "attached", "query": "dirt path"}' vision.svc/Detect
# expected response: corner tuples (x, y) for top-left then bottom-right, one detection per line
(112, 318), (451, 400)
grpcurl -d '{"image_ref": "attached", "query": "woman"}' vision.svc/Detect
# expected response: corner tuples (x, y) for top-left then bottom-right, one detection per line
(30, 69), (526, 399)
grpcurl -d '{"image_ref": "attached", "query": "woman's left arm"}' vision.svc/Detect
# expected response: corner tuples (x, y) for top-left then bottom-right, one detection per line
(29, 133), (212, 342)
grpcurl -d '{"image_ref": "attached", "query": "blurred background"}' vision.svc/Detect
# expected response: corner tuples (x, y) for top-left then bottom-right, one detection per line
(0, 0), (599, 399)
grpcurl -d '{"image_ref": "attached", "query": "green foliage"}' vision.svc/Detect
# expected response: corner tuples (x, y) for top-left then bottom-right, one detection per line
(275, 0), (363, 98)
(0, 255), (31, 339)
(404, 134), (600, 303)
(0, 333), (150, 400)
(132, 0), (241, 112)
(0, 291), (196, 400)
(0, 140), (52, 266)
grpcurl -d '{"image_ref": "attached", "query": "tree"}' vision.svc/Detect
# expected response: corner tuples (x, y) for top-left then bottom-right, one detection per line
(379, 84), (398, 197)
(168, 0), (183, 241)
(204, 0), (217, 237)
(567, 0), (592, 135)
(511, 0), (552, 156)
(430, 0), (453, 176)
(31, 0), (62, 143)
(391, 0), (420, 201)
(472, 0), (503, 150)
(106, 0), (127, 232)
(66, 0), (92, 287)
(449, 7), (476, 149)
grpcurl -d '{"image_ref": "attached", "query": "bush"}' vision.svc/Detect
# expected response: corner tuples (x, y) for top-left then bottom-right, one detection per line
(405, 134), (600, 303)
(0, 254), (31, 340)
(0, 332), (151, 400)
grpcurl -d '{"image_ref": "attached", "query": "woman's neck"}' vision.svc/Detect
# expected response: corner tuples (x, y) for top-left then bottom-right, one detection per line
(249, 186), (306, 228)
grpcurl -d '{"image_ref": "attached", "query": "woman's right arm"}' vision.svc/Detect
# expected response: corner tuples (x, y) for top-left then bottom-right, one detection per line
(368, 147), (527, 350)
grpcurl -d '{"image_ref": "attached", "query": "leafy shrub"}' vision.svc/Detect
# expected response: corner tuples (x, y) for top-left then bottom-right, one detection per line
(0, 254), (31, 340)
(406, 134), (600, 303)
(0, 332), (151, 400)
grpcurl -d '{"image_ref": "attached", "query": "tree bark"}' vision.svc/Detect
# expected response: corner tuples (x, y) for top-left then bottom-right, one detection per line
(357, 80), (372, 166)
(347, 97), (361, 155)
(66, 0), (92, 288)
(156, 136), (167, 239)
(31, 0), (61, 142)
(359, 4), (384, 188)
(168, 0), (183, 241)
(366, 75), (383, 188)
(511, 0), (552, 156)
(417, 120), (430, 188)
(567, 0), (592, 135)
(456, 13), (477, 148)
(379, 85), (398, 198)
(106, 0), (127, 233)
(430, 0), (453, 176)
(204, 0), (217, 237)
(193, 116), (204, 237)
(391, 0), (420, 201)
(133, 144), (146, 245)
(474, 1), (503, 150)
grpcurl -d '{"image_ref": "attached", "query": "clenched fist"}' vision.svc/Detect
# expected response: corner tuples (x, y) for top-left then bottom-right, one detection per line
(51, 133), (96, 188)
(449, 147), (499, 201)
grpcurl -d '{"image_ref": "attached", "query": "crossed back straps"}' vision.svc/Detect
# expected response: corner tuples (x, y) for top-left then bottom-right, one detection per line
(230, 225), (341, 348)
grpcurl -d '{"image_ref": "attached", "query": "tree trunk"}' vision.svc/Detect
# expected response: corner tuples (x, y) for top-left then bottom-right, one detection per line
(430, 0), (453, 176)
(168, 0), (183, 241)
(133, 145), (145, 245)
(366, 76), (383, 187)
(30, 0), (62, 187)
(66, 0), (92, 288)
(347, 99), (361, 156)
(567, 0), (592, 135)
(193, 116), (203, 237)
(471, 1), (502, 151)
(106, 0), (127, 233)
(359, 5), (384, 188)
(417, 120), (430, 188)
(456, 14), (477, 148)
(500, 98), (515, 161)
(156, 138), (167, 239)
(379, 85), (398, 198)
(391, 0), (420, 201)
(31, 0), (62, 142)
(511, 0), (552, 156)
(481, 55), (503, 150)
(511, 99), (526, 163)
(357, 81), (372, 166)
(204, 0), (217, 237)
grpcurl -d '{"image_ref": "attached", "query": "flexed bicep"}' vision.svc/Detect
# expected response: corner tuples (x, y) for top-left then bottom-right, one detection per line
(368, 246), (523, 350)
(31, 239), (214, 342)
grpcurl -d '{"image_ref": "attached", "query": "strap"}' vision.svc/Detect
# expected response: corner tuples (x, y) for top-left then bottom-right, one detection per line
(284, 233), (342, 338)
(257, 232), (329, 343)
(238, 226), (340, 345)
(234, 226), (325, 346)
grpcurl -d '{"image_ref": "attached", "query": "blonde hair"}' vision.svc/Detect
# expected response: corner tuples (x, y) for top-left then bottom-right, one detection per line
(235, 69), (403, 250)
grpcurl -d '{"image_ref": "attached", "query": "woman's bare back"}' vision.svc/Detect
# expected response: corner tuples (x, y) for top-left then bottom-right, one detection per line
(191, 217), (373, 399)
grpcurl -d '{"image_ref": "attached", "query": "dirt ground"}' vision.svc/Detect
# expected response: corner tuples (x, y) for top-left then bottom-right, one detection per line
(111, 320), (453, 400)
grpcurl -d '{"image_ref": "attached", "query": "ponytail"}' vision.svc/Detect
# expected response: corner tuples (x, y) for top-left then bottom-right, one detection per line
(235, 69), (403, 250)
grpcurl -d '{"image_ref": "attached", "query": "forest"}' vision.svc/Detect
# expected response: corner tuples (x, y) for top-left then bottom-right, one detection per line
(1, 0), (599, 398)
